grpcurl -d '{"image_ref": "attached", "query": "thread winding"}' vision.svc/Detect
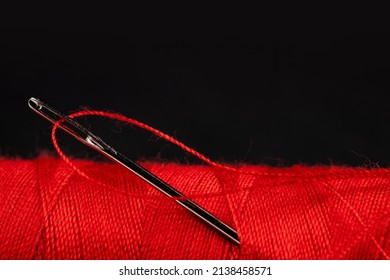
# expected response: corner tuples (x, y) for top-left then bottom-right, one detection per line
(49, 110), (390, 259)
(0, 110), (389, 259)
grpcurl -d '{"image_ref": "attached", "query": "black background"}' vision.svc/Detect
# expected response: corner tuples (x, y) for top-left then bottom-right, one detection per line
(1, 25), (390, 166)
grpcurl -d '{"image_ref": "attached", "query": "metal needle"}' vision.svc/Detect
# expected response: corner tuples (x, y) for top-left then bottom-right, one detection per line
(28, 97), (240, 245)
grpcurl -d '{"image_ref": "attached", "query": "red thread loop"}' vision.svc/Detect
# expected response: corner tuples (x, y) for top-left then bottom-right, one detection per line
(52, 110), (237, 173)
(51, 110), (244, 201)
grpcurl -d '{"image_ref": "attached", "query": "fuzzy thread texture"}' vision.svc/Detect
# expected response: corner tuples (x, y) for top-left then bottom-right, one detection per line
(1, 158), (390, 259)
(1, 109), (390, 259)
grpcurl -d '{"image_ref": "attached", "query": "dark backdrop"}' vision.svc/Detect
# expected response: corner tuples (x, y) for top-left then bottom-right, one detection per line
(1, 26), (390, 166)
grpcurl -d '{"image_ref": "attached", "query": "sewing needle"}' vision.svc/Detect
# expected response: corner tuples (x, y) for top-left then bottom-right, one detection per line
(28, 97), (240, 245)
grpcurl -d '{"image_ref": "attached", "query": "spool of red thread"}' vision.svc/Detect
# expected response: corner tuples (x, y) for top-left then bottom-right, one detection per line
(0, 110), (389, 259)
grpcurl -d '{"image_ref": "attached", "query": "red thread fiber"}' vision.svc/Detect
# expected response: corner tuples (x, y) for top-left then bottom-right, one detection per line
(1, 111), (390, 259)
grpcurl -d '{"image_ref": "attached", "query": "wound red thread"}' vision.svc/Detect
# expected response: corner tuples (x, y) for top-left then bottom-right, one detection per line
(50, 110), (390, 260)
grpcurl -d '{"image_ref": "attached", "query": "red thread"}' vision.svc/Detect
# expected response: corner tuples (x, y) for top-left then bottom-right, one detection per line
(1, 110), (389, 259)
(52, 110), (237, 170)
(51, 111), (239, 201)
